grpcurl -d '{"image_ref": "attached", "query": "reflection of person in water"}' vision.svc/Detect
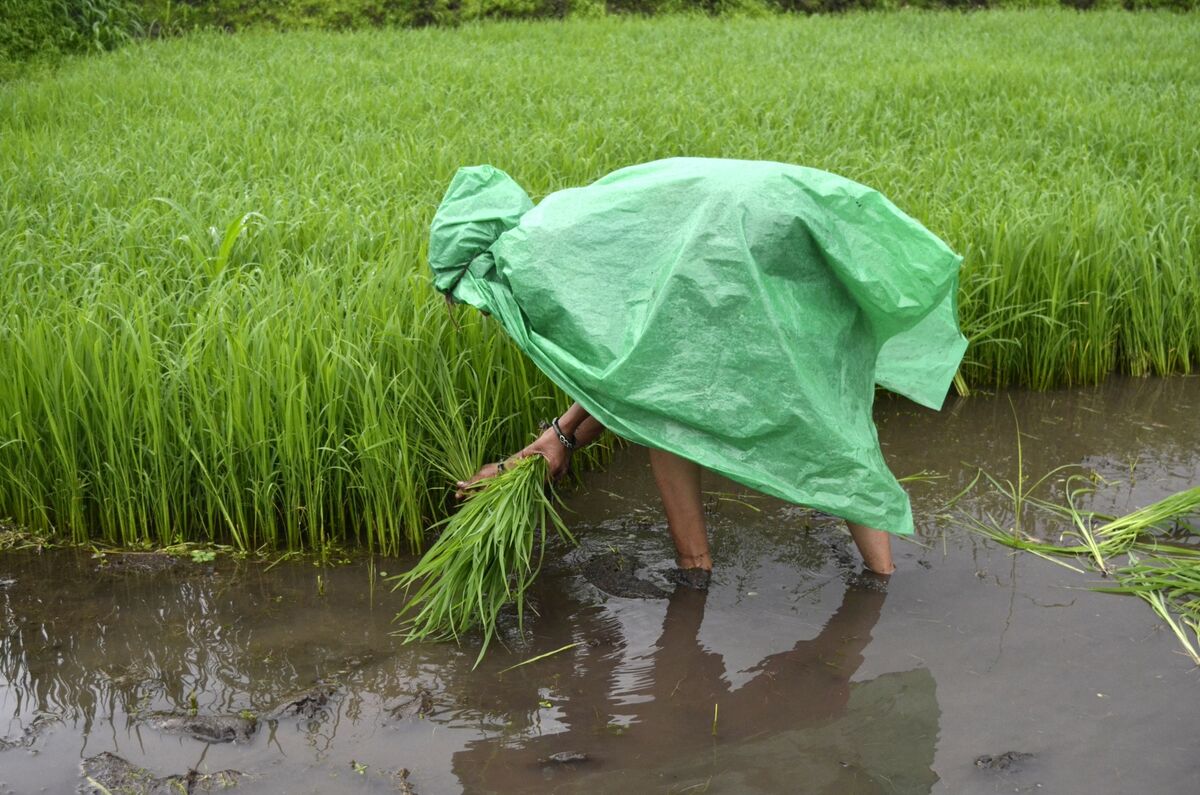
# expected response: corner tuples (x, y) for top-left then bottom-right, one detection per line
(450, 575), (940, 794)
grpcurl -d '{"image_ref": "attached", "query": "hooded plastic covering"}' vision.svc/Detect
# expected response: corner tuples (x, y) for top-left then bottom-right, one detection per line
(429, 158), (967, 535)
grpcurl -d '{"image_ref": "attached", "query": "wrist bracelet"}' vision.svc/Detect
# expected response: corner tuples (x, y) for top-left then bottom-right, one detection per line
(552, 417), (578, 451)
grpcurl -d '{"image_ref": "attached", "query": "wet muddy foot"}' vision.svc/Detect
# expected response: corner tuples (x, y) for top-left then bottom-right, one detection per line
(846, 569), (891, 593)
(665, 566), (712, 591)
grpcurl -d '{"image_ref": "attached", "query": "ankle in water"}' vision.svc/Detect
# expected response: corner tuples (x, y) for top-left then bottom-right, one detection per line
(667, 566), (712, 591)
(676, 553), (713, 571)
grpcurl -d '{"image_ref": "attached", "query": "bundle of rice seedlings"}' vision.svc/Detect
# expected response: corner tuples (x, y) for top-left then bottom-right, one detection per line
(391, 455), (574, 667)
(1091, 487), (1200, 550)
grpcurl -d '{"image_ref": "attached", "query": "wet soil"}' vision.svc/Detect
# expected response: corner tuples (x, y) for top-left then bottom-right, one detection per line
(80, 752), (243, 794)
(94, 552), (185, 575)
(2, 377), (1199, 794)
(577, 549), (670, 598)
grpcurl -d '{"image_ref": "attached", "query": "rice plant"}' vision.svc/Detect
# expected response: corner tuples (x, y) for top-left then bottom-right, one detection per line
(966, 467), (1200, 663)
(389, 455), (574, 666)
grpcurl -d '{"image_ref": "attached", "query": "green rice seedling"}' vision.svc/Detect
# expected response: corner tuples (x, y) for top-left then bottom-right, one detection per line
(496, 641), (586, 675)
(971, 474), (1200, 561)
(967, 473), (1200, 661)
(1093, 489), (1200, 551)
(1096, 551), (1200, 662)
(1135, 589), (1200, 666)
(391, 455), (574, 667)
(963, 398), (1200, 661)
(1063, 479), (1113, 575)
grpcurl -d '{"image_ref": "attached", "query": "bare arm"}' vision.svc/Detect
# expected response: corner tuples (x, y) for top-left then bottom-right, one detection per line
(553, 402), (606, 449)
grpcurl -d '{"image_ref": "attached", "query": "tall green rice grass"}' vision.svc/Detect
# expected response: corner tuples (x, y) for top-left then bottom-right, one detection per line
(1, 11), (1197, 550)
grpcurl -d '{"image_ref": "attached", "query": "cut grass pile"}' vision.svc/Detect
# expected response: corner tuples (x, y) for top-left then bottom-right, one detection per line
(389, 455), (572, 666)
(1, 10), (1198, 550)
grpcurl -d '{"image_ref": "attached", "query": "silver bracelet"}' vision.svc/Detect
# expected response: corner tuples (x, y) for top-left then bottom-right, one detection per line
(552, 417), (577, 451)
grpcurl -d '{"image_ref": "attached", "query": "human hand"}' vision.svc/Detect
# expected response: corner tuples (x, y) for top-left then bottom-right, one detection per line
(454, 460), (504, 500)
(520, 425), (572, 481)
(453, 426), (572, 500)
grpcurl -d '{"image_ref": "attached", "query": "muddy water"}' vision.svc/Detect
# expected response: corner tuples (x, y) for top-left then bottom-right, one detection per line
(2, 377), (1199, 794)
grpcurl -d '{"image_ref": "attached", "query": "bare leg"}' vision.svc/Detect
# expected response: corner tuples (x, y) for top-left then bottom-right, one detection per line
(648, 448), (712, 571)
(847, 522), (896, 575)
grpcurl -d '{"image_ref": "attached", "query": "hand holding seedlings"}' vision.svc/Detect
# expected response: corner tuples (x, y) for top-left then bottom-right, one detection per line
(455, 404), (606, 499)
(393, 456), (574, 667)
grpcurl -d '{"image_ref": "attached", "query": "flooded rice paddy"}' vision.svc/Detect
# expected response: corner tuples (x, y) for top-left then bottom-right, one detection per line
(2, 377), (1198, 794)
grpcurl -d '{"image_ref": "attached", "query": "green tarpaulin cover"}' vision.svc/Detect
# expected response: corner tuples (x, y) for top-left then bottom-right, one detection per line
(429, 158), (967, 535)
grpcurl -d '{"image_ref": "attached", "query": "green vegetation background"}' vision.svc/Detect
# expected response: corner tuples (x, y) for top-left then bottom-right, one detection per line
(2, 9), (1197, 552)
(3, 0), (1197, 78)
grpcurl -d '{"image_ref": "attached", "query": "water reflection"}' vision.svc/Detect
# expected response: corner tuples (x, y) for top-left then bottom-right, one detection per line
(0, 552), (413, 746)
(2, 547), (940, 792)
(452, 574), (940, 794)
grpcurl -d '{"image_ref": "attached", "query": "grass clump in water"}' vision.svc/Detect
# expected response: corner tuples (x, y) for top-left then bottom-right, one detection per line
(967, 478), (1200, 664)
(391, 456), (574, 667)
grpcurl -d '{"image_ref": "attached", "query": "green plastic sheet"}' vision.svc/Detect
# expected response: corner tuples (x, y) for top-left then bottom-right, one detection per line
(429, 158), (967, 535)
